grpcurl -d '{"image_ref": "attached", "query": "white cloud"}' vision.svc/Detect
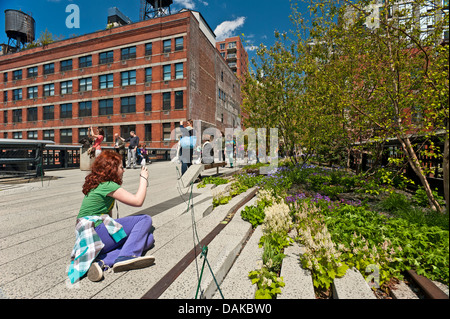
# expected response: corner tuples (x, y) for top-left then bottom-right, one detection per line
(174, 0), (196, 9)
(245, 45), (258, 52)
(214, 16), (246, 41)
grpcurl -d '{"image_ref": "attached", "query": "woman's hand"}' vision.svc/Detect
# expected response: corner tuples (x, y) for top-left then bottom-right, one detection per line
(140, 166), (149, 179)
(109, 167), (149, 207)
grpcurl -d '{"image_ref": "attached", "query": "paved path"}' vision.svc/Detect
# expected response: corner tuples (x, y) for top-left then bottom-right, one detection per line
(0, 161), (240, 299)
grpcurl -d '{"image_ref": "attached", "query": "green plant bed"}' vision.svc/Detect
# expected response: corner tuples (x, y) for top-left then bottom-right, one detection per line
(197, 176), (229, 188)
(238, 162), (449, 291)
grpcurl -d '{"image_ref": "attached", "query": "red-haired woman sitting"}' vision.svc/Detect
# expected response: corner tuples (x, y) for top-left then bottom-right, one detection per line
(68, 150), (155, 284)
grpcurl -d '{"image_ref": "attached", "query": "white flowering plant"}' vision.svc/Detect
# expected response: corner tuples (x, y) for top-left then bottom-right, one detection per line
(248, 267), (285, 299)
(294, 200), (348, 290)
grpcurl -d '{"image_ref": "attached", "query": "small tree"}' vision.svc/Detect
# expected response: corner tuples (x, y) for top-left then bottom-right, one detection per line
(296, 0), (448, 211)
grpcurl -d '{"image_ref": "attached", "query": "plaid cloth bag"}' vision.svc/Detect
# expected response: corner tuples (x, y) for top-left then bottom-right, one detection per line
(67, 215), (126, 284)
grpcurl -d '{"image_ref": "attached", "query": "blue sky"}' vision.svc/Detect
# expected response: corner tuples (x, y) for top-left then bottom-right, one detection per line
(0, 0), (310, 65)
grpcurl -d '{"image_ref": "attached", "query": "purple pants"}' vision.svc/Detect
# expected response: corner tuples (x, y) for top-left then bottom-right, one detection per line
(95, 215), (154, 267)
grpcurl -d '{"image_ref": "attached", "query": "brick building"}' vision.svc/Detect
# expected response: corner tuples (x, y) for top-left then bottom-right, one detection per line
(216, 36), (248, 80)
(0, 9), (242, 148)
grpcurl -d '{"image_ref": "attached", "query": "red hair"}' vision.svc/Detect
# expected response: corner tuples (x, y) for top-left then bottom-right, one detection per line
(82, 150), (123, 195)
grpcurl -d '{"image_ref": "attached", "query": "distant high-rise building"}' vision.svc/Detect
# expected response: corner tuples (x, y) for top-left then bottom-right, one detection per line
(344, 0), (448, 44)
(216, 36), (249, 80)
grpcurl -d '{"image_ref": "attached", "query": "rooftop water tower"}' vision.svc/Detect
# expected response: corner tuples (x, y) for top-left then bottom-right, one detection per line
(4, 9), (35, 53)
(140, 0), (173, 20)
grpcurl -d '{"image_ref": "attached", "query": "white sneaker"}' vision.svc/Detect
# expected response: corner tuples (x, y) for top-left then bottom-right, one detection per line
(112, 256), (155, 273)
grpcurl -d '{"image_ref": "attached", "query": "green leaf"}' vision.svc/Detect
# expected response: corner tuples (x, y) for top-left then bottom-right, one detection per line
(255, 289), (272, 299)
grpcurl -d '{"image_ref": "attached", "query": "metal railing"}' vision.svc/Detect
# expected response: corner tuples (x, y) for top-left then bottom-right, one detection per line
(1, 138), (172, 177)
(0, 138), (54, 177)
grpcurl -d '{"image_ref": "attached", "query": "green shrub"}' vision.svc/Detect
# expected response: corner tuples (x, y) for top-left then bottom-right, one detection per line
(412, 187), (445, 208)
(197, 176), (229, 188)
(241, 196), (272, 228)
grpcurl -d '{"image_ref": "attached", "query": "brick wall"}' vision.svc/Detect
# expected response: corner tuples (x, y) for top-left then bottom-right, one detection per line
(0, 10), (241, 149)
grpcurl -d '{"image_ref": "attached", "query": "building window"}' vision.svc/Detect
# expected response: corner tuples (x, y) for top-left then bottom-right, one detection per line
(220, 43), (225, 50)
(13, 132), (22, 139)
(79, 55), (92, 68)
(27, 86), (38, 99)
(13, 109), (22, 123)
(175, 37), (184, 51)
(79, 101), (92, 117)
(43, 105), (54, 120)
(43, 84), (55, 97)
(27, 107), (38, 122)
(44, 63), (55, 75)
(3, 111), (7, 124)
(99, 74), (114, 89)
(3, 72), (8, 82)
(163, 92), (171, 110)
(3, 91), (7, 102)
(99, 51), (114, 64)
(175, 63), (183, 79)
(99, 99), (114, 115)
(163, 65), (171, 81)
(121, 46), (136, 60)
(13, 70), (22, 80)
(13, 89), (22, 101)
(99, 126), (113, 143)
(120, 125), (136, 139)
(27, 130), (38, 140)
(43, 129), (54, 141)
(60, 80), (73, 94)
(121, 96), (136, 114)
(27, 66), (38, 78)
(174, 91), (183, 109)
(145, 124), (152, 141)
(163, 39), (171, 53)
(60, 103), (72, 119)
(60, 59), (73, 72)
(79, 77), (92, 92)
(79, 127), (89, 142)
(145, 43), (152, 56)
(145, 67), (152, 83)
(163, 123), (171, 140)
(145, 94), (152, 111)
(60, 129), (72, 144)
(121, 70), (136, 86)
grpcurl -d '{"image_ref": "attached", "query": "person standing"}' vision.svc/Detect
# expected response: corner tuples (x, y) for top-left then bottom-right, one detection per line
(114, 133), (126, 167)
(90, 127), (104, 158)
(68, 151), (155, 284)
(225, 133), (234, 168)
(179, 120), (194, 175)
(120, 131), (139, 169)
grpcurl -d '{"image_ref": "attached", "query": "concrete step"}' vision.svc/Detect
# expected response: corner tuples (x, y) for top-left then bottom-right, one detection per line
(278, 242), (315, 299)
(390, 281), (419, 299)
(332, 267), (376, 299)
(159, 192), (257, 299)
(211, 197), (263, 299)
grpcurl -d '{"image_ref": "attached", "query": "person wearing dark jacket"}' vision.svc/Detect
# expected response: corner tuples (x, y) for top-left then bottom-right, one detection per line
(120, 131), (139, 169)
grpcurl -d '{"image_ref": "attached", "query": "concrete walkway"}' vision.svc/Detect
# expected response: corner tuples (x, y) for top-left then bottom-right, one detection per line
(0, 161), (240, 299)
